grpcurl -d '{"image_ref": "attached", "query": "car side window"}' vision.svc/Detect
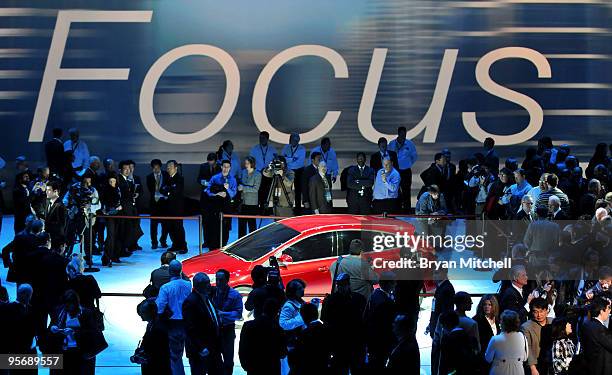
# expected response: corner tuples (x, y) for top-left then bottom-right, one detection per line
(337, 230), (385, 255)
(282, 232), (335, 262)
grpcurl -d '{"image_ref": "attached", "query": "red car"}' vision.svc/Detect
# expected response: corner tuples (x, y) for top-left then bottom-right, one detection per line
(181, 214), (434, 297)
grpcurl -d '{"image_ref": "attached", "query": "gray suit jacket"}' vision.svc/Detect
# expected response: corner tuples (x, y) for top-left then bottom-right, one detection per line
(523, 219), (560, 255)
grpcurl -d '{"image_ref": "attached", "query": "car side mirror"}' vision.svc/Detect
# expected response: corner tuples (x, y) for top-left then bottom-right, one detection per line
(278, 253), (293, 265)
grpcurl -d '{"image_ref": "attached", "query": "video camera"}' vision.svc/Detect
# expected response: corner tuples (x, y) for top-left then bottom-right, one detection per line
(68, 182), (95, 208)
(269, 156), (284, 172)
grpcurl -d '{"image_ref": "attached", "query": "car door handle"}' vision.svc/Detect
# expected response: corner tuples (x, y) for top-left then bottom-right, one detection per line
(318, 266), (329, 272)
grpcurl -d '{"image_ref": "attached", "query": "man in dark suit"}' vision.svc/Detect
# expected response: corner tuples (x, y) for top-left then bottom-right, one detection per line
(182, 273), (223, 375)
(386, 314), (420, 375)
(293, 302), (332, 375)
(43, 180), (67, 249)
(370, 137), (399, 172)
(117, 161), (137, 257)
(419, 152), (450, 199)
(146, 159), (169, 249)
(483, 137), (499, 174)
(127, 160), (144, 250)
(548, 195), (569, 221)
(301, 152), (321, 214)
(0, 284), (37, 358)
(45, 128), (66, 177)
(581, 296), (612, 375)
(13, 171), (33, 234)
(163, 160), (187, 254)
(364, 274), (398, 374)
(239, 299), (287, 375)
(346, 152), (375, 215)
(429, 269), (455, 375)
(309, 161), (333, 214)
(500, 265), (531, 323)
(197, 153), (221, 247)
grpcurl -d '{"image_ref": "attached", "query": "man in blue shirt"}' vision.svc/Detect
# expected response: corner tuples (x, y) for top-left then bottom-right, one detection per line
(212, 269), (244, 375)
(205, 160), (238, 249)
(250, 132), (278, 213)
(373, 158), (401, 214)
(310, 137), (339, 183)
(506, 168), (533, 214)
(281, 133), (306, 213)
(156, 260), (192, 375)
(389, 126), (418, 212)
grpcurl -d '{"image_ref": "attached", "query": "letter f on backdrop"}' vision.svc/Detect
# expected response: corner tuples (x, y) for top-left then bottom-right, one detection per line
(29, 10), (152, 142)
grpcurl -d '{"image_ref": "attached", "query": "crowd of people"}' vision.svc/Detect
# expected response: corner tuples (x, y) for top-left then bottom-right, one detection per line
(0, 128), (612, 375)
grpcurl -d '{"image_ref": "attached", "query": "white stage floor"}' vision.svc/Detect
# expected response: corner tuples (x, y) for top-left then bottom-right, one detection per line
(0, 216), (498, 375)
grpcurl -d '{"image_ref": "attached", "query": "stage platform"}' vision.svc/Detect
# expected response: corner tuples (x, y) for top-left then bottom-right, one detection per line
(0, 215), (498, 375)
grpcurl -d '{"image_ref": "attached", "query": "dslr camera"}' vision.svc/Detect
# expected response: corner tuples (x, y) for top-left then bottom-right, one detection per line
(269, 157), (284, 172)
(130, 347), (149, 365)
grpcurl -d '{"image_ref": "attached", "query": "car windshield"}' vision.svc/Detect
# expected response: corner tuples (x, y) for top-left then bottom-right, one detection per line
(223, 222), (300, 261)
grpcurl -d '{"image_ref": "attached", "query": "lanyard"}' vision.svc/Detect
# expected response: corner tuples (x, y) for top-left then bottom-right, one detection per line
(260, 145), (268, 161)
(289, 145), (298, 158)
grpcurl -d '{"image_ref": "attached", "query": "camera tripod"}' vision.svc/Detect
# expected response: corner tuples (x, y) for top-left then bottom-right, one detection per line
(264, 172), (293, 215)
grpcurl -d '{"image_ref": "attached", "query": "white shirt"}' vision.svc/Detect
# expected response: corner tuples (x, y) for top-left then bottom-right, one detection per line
(64, 139), (90, 169)
(281, 144), (306, 170)
(487, 316), (498, 336)
(250, 143), (278, 171)
(512, 283), (531, 312)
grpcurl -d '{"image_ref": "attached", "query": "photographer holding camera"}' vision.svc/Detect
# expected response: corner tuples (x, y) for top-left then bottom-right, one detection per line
(263, 155), (294, 217)
(63, 172), (100, 257)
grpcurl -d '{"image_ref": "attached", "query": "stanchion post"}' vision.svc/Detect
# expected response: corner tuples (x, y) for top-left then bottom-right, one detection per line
(198, 214), (203, 255)
(219, 212), (224, 248)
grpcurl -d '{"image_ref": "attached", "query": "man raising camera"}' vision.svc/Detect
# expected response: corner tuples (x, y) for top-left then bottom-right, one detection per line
(263, 156), (294, 217)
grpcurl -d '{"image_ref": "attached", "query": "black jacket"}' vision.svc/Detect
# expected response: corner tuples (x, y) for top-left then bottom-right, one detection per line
(308, 173), (333, 213)
(364, 288), (397, 354)
(117, 175), (137, 214)
(182, 291), (221, 358)
(429, 280), (455, 335)
(45, 138), (65, 174)
(140, 319), (171, 375)
(500, 285), (529, 323)
(370, 150), (399, 172)
(146, 171), (170, 206)
(301, 164), (318, 207)
(0, 302), (36, 353)
(239, 316), (287, 375)
(293, 321), (332, 375)
(163, 173), (184, 215)
(581, 318), (612, 375)
(346, 164), (375, 203)
(44, 199), (67, 246)
(473, 313), (500, 355)
(386, 336), (420, 375)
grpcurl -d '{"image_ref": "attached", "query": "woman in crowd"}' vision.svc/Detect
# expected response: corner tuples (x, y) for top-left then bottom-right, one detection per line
(533, 270), (558, 318)
(485, 310), (529, 375)
(550, 317), (575, 375)
(49, 289), (107, 375)
(66, 255), (102, 310)
(100, 174), (121, 267)
(473, 294), (501, 374)
(279, 279), (307, 373)
(238, 156), (261, 238)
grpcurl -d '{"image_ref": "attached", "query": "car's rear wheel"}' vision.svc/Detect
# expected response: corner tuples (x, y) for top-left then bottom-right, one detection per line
(236, 286), (253, 326)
